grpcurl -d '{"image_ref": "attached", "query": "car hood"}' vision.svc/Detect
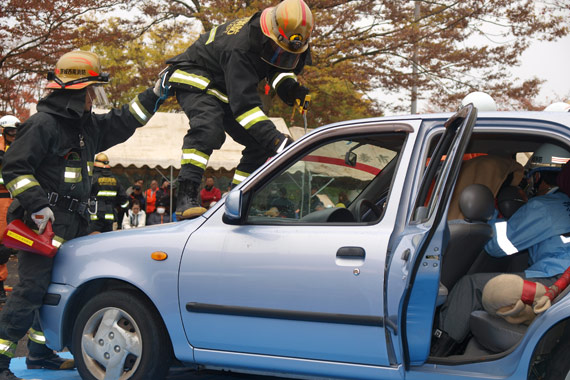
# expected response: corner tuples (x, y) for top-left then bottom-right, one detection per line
(50, 217), (206, 286)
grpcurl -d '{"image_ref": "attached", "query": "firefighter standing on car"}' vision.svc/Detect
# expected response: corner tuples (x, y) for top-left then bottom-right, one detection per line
(0, 116), (20, 305)
(164, 0), (314, 219)
(0, 50), (167, 380)
(88, 153), (129, 233)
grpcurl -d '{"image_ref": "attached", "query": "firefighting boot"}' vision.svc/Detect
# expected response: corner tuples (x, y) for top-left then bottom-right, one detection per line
(0, 369), (24, 380)
(0, 354), (23, 380)
(25, 353), (74, 370)
(429, 329), (460, 357)
(175, 181), (206, 220)
(0, 282), (6, 304)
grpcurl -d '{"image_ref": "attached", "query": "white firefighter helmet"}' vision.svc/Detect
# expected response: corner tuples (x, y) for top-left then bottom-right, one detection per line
(525, 143), (570, 196)
(461, 92), (497, 112)
(528, 143), (570, 170)
(543, 101), (570, 112)
(0, 115), (21, 130)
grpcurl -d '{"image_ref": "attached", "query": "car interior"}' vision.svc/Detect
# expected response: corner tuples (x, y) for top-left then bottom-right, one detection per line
(428, 131), (570, 363)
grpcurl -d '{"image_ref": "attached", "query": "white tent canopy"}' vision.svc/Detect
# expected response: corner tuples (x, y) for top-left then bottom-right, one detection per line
(101, 112), (291, 170)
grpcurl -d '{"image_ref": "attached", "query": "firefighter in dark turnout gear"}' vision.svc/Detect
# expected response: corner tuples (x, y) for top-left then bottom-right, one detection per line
(0, 50), (165, 380)
(165, 0), (314, 219)
(87, 153), (129, 233)
(0, 115), (20, 304)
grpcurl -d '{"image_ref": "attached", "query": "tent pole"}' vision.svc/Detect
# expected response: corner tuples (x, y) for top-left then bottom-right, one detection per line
(170, 166), (174, 217)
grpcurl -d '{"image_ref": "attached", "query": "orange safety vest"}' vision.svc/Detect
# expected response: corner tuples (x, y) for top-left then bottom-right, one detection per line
(145, 188), (158, 214)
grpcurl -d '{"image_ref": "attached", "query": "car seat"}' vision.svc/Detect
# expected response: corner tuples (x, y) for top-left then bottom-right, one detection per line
(469, 286), (570, 353)
(448, 155), (523, 220)
(440, 184), (495, 291)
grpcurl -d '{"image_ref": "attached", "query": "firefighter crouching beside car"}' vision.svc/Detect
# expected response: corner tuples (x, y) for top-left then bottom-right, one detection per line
(88, 153), (129, 233)
(0, 115), (20, 305)
(0, 50), (168, 380)
(165, 0), (313, 219)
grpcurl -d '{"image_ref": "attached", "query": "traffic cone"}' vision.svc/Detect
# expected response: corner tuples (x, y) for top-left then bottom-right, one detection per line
(1, 220), (58, 258)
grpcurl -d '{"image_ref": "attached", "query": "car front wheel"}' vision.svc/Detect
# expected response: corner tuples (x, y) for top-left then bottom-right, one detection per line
(72, 289), (171, 380)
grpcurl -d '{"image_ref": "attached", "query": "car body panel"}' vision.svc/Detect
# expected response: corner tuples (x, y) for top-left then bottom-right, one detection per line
(41, 217), (207, 361)
(39, 110), (570, 379)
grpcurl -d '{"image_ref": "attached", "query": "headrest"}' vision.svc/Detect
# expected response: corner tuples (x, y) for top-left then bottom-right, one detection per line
(497, 186), (526, 219)
(459, 184), (495, 222)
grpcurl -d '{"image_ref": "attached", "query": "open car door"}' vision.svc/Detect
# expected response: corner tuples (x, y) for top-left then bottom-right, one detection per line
(384, 105), (477, 369)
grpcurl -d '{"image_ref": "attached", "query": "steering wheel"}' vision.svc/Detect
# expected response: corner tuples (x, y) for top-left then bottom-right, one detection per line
(353, 199), (383, 222)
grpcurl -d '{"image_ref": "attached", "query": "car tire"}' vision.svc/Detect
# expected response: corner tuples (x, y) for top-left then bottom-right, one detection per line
(72, 289), (171, 380)
(547, 339), (570, 380)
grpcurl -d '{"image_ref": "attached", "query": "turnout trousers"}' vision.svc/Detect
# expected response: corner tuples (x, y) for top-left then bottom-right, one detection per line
(438, 271), (559, 343)
(0, 212), (87, 359)
(176, 88), (275, 185)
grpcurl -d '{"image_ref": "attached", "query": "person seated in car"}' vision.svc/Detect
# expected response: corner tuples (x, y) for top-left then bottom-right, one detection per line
(431, 160), (570, 357)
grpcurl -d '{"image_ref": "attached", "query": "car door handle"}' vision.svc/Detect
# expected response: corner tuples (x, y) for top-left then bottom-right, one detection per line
(336, 246), (365, 259)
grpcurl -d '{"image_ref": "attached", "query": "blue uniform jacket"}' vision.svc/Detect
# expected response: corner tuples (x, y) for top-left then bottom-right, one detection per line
(484, 190), (570, 278)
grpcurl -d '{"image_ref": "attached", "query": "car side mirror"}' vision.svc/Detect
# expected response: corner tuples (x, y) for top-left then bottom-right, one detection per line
(345, 151), (357, 167)
(223, 190), (243, 225)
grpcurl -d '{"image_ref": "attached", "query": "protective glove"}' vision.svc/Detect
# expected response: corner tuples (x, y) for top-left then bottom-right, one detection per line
(290, 84), (310, 106)
(153, 69), (173, 98)
(274, 134), (294, 154)
(31, 207), (55, 234)
(153, 68), (173, 112)
(276, 78), (309, 106)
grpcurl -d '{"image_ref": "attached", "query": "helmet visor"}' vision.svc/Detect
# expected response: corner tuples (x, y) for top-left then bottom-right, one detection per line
(260, 39), (301, 70)
(88, 85), (110, 108)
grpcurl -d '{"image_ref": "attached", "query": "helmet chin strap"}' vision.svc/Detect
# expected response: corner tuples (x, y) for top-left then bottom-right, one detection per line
(85, 89), (94, 111)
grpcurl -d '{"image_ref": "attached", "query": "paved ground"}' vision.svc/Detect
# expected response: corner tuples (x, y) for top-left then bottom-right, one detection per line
(2, 255), (284, 380)
(10, 353), (280, 380)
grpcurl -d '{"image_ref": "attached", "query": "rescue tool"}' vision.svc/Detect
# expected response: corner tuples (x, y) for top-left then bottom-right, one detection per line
(291, 94), (311, 133)
(1, 220), (58, 258)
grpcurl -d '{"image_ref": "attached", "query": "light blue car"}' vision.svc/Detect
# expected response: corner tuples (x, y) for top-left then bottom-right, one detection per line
(40, 105), (570, 380)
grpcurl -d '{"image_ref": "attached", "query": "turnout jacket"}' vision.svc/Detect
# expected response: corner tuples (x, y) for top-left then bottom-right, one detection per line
(91, 166), (129, 222)
(2, 88), (159, 241)
(166, 12), (311, 132)
(485, 189), (570, 278)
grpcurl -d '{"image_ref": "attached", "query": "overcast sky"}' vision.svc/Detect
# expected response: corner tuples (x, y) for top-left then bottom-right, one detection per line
(512, 34), (570, 104)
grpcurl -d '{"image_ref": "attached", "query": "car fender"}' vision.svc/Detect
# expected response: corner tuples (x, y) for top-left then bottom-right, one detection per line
(43, 218), (206, 361)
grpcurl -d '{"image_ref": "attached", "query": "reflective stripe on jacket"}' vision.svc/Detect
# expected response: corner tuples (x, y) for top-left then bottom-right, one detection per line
(485, 190), (570, 278)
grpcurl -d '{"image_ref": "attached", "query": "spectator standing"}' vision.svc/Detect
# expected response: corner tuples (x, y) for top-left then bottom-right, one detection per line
(122, 199), (146, 229)
(125, 177), (143, 197)
(129, 184), (146, 212)
(200, 177), (221, 209)
(156, 180), (172, 210)
(144, 179), (159, 214)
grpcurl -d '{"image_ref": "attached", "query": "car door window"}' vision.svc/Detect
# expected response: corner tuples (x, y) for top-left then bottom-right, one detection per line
(246, 133), (406, 224)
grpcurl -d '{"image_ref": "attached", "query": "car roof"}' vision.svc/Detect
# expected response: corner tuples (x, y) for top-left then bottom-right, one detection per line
(308, 111), (570, 158)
